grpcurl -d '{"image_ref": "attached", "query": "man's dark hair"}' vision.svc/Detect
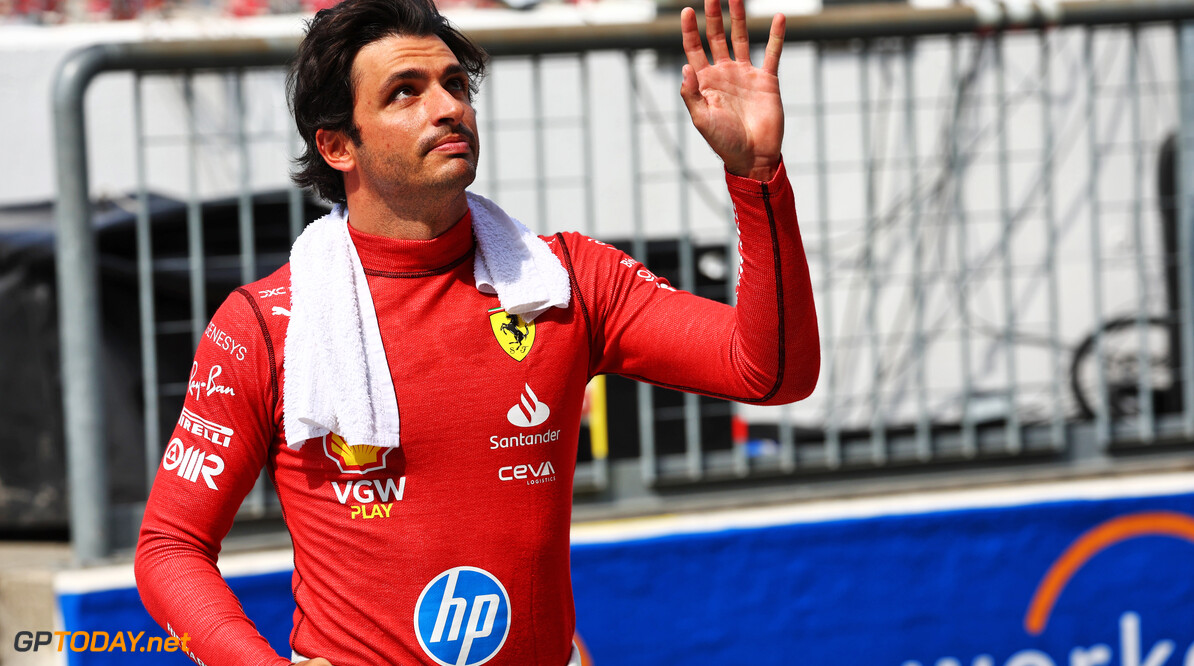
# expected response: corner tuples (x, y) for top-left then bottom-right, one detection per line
(288, 0), (488, 204)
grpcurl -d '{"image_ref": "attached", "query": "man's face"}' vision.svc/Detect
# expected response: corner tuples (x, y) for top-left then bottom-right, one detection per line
(345, 33), (480, 199)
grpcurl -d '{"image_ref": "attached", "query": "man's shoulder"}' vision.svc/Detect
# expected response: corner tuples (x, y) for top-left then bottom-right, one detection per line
(214, 264), (293, 333)
(238, 264), (292, 308)
(542, 231), (598, 259)
(543, 231), (632, 272)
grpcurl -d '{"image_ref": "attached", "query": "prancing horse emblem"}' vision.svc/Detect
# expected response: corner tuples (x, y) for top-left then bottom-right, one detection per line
(488, 307), (536, 362)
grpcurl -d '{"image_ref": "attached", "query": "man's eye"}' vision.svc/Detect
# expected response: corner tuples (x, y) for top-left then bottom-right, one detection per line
(447, 78), (467, 92)
(392, 86), (414, 100)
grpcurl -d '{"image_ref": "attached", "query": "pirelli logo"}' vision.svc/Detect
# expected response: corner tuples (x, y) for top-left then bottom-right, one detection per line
(178, 408), (233, 448)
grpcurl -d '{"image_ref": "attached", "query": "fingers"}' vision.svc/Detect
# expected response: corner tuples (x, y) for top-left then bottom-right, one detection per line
(680, 7), (708, 73)
(762, 12), (785, 75)
(679, 64), (704, 116)
(728, 0), (751, 64)
(704, 0), (730, 63)
(685, 1), (785, 73)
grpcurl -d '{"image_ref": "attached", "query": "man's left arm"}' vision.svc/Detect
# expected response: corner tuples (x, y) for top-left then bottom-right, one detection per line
(562, 156), (817, 405)
(561, 0), (818, 404)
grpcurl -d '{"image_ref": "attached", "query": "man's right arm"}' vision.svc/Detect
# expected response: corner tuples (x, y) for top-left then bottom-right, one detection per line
(135, 290), (292, 666)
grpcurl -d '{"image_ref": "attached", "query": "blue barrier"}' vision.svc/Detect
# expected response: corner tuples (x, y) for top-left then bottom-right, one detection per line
(571, 492), (1194, 666)
(50, 482), (1194, 666)
(56, 570), (293, 665)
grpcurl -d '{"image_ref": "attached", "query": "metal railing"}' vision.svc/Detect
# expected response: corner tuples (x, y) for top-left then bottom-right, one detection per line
(52, 0), (1194, 560)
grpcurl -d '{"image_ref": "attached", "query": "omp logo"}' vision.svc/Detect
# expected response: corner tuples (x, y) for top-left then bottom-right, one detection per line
(415, 567), (511, 666)
(904, 511), (1194, 666)
(162, 439), (224, 490)
(323, 433), (393, 474)
(177, 408), (233, 447)
(507, 384), (549, 428)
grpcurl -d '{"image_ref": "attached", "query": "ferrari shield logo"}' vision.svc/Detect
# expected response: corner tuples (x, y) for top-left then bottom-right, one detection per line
(489, 307), (535, 361)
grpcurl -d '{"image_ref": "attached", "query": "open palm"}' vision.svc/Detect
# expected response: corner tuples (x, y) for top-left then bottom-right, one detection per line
(680, 0), (786, 181)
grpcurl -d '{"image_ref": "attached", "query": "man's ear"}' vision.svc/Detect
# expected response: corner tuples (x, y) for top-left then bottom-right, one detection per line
(315, 128), (356, 174)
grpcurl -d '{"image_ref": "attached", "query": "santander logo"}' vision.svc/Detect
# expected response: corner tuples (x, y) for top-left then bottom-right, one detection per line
(507, 383), (550, 428)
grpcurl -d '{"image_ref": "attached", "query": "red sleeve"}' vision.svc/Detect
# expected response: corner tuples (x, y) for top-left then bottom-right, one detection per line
(134, 289), (291, 666)
(562, 159), (819, 404)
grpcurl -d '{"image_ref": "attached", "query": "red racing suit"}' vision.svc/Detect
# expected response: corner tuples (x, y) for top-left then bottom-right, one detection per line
(135, 162), (819, 666)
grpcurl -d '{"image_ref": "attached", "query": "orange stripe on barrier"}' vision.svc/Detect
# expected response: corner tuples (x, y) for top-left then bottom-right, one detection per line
(1023, 511), (1194, 635)
(575, 631), (594, 666)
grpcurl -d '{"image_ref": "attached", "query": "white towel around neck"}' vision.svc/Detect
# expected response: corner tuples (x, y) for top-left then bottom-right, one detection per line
(282, 194), (570, 450)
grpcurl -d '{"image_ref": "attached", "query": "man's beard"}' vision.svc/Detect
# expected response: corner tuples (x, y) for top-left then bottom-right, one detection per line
(357, 132), (479, 198)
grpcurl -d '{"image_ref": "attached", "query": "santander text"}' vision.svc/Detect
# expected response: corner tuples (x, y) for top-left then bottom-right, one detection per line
(490, 429), (560, 450)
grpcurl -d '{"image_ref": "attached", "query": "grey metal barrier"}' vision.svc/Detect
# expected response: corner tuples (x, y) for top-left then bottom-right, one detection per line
(53, 0), (1194, 561)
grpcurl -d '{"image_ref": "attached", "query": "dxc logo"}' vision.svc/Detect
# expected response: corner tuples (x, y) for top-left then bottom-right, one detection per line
(414, 566), (511, 666)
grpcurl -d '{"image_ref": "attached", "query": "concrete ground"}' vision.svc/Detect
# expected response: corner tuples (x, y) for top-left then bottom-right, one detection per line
(0, 542), (72, 666)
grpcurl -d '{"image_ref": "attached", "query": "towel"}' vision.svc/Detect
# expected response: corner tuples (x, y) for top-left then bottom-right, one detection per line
(282, 197), (570, 450)
(469, 192), (571, 320)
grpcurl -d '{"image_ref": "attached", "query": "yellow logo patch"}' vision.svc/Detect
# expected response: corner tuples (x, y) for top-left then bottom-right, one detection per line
(489, 307), (535, 362)
(323, 433), (392, 474)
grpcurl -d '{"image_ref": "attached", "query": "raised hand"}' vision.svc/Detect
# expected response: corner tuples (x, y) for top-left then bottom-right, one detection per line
(679, 0), (786, 181)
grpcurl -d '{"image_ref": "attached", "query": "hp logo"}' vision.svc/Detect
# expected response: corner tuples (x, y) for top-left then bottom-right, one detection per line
(414, 566), (511, 666)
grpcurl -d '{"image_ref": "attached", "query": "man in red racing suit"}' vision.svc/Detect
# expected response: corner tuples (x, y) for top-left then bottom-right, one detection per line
(135, 0), (818, 664)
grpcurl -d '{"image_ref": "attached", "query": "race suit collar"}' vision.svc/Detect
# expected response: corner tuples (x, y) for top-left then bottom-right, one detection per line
(347, 209), (474, 274)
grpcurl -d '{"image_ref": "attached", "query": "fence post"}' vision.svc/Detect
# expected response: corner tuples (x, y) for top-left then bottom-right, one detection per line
(52, 45), (110, 562)
(1178, 22), (1194, 439)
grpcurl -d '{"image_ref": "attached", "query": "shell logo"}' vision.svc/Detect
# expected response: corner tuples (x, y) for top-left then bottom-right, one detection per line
(323, 432), (393, 475)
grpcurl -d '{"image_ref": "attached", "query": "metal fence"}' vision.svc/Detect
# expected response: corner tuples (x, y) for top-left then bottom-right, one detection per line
(52, 0), (1194, 560)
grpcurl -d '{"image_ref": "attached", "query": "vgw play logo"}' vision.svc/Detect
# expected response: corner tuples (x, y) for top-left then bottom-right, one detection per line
(415, 566), (511, 666)
(903, 511), (1194, 666)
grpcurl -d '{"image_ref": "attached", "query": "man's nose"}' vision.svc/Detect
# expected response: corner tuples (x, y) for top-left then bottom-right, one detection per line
(427, 83), (468, 125)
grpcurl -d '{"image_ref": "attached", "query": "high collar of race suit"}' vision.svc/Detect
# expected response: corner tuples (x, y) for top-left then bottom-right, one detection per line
(347, 209), (474, 274)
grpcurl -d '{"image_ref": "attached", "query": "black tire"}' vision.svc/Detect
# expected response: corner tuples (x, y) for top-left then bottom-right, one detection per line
(1070, 315), (1179, 420)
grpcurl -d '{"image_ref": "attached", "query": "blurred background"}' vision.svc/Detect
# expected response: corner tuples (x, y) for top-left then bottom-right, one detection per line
(2, 0), (1194, 664)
